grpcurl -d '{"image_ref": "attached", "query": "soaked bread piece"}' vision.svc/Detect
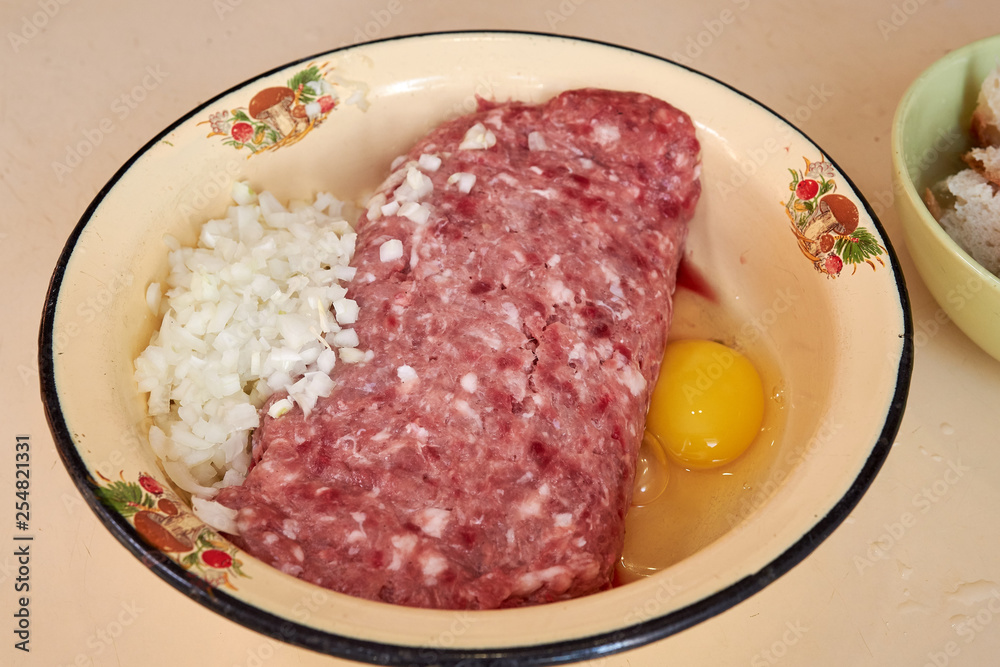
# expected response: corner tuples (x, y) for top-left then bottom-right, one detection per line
(930, 68), (1000, 275)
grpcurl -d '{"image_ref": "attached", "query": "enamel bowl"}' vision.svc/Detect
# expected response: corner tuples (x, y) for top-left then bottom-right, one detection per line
(40, 32), (912, 665)
(892, 33), (1000, 363)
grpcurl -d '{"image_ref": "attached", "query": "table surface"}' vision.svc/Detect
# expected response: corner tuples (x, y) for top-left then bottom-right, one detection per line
(3, 1), (1000, 665)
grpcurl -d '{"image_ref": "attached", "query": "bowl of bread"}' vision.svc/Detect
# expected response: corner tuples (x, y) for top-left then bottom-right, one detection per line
(892, 34), (1000, 362)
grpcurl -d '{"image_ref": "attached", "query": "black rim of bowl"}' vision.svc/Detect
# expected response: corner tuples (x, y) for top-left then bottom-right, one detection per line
(38, 29), (913, 666)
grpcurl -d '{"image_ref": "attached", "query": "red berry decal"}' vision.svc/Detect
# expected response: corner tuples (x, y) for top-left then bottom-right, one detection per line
(795, 179), (819, 200)
(231, 122), (253, 144)
(317, 95), (336, 113)
(824, 254), (844, 275)
(139, 475), (163, 495)
(201, 549), (233, 569)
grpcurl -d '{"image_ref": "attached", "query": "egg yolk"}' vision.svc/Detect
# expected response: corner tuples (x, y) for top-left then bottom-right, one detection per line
(645, 339), (764, 469)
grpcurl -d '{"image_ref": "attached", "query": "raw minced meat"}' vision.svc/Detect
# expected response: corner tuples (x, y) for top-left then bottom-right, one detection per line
(217, 88), (702, 609)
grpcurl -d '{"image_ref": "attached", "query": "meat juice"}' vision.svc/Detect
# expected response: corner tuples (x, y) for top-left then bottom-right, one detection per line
(617, 279), (788, 582)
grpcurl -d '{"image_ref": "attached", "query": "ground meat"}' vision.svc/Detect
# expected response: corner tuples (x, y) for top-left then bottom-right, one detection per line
(217, 88), (701, 609)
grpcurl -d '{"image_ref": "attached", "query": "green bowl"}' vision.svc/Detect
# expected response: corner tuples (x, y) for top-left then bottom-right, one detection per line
(892, 34), (1000, 362)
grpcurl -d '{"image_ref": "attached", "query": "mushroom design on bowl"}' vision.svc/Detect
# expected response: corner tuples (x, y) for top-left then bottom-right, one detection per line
(199, 63), (353, 156)
(248, 86), (307, 139)
(95, 471), (248, 590)
(785, 157), (886, 277)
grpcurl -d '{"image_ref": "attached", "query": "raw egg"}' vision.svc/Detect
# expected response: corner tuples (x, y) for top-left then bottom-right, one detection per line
(646, 339), (764, 469)
(631, 431), (670, 506)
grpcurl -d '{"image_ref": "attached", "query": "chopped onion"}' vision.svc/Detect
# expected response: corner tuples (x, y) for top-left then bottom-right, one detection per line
(459, 122), (497, 150)
(145, 283), (161, 314)
(333, 297), (359, 324)
(134, 182), (362, 512)
(339, 347), (367, 364)
(399, 201), (431, 224)
(380, 239), (404, 262)
(191, 497), (240, 534)
(418, 153), (442, 171)
(527, 131), (547, 151)
(332, 329), (359, 348)
(447, 172), (477, 194)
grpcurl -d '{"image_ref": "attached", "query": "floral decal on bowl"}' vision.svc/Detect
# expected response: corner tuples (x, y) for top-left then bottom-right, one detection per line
(95, 471), (247, 590)
(200, 62), (357, 157)
(784, 157), (885, 277)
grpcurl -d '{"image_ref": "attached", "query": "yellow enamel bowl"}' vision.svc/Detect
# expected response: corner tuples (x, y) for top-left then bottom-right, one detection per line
(40, 32), (912, 665)
(892, 33), (1000, 362)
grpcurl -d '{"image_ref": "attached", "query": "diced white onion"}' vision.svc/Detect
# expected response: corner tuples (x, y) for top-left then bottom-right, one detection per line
(332, 329), (359, 348)
(399, 201), (431, 224)
(339, 347), (367, 364)
(447, 172), (477, 194)
(393, 167), (434, 203)
(146, 283), (162, 314)
(133, 181), (359, 500)
(366, 192), (387, 220)
(191, 497), (240, 534)
(380, 239), (404, 262)
(459, 122), (497, 150)
(418, 153), (442, 171)
(268, 397), (294, 418)
(333, 297), (359, 324)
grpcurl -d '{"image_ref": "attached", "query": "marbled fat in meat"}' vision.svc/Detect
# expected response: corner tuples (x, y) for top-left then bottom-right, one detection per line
(218, 88), (701, 609)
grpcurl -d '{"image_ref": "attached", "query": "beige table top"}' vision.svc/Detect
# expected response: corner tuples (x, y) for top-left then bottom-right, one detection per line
(3, 1), (1000, 665)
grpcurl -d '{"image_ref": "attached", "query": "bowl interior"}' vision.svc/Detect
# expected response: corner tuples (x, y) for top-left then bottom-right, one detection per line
(43, 32), (910, 662)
